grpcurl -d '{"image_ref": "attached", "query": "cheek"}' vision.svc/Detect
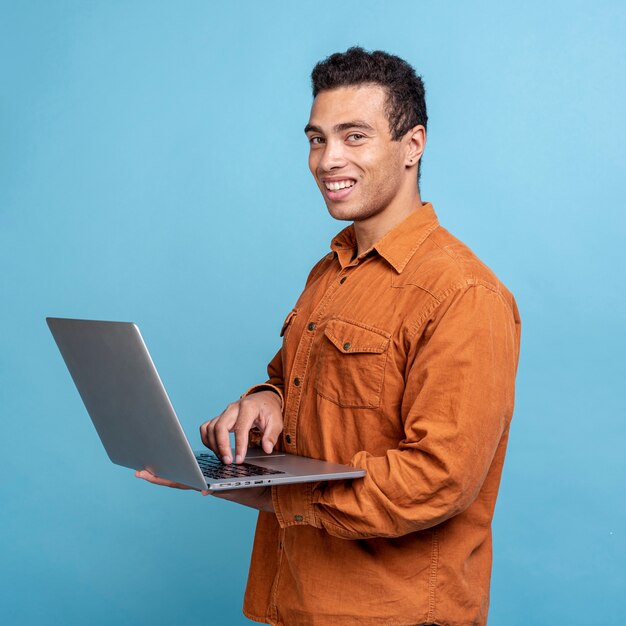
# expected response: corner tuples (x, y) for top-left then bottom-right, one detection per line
(357, 150), (390, 177)
(375, 150), (403, 181)
(308, 152), (319, 176)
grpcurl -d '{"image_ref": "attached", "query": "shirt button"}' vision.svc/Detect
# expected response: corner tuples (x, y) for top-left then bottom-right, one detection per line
(343, 342), (351, 351)
(294, 514), (304, 522)
(294, 377), (301, 386)
(307, 322), (316, 331)
(340, 276), (347, 284)
(285, 434), (292, 444)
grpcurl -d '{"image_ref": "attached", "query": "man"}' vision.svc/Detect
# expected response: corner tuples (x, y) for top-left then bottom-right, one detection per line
(138, 47), (521, 626)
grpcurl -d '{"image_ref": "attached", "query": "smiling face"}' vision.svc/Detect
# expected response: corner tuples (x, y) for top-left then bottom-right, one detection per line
(305, 84), (421, 226)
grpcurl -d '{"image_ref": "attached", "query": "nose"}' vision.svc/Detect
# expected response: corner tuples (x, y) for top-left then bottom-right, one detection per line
(317, 138), (347, 172)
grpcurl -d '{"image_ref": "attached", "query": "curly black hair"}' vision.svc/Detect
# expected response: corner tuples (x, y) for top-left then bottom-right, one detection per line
(311, 47), (427, 181)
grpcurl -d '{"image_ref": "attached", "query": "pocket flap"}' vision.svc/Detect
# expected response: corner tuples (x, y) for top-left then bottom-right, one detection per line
(324, 318), (390, 354)
(280, 308), (298, 337)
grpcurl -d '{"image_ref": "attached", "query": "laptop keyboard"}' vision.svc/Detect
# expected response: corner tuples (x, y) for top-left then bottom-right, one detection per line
(196, 453), (285, 480)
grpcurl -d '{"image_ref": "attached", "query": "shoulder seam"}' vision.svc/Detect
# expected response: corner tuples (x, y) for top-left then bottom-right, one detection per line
(407, 282), (504, 339)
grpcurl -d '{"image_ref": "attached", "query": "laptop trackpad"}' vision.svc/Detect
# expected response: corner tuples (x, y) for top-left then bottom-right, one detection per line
(244, 447), (286, 459)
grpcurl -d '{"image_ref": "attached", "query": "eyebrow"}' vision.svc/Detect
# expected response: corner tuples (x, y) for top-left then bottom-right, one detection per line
(304, 120), (375, 135)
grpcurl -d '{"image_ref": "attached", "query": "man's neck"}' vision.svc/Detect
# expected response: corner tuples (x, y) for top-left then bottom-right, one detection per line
(353, 188), (423, 256)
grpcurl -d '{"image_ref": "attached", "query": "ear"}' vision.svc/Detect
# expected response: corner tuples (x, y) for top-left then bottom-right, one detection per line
(404, 125), (426, 168)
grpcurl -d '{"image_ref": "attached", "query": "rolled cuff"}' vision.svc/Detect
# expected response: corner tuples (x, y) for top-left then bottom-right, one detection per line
(272, 483), (321, 529)
(242, 383), (284, 412)
(240, 383), (285, 451)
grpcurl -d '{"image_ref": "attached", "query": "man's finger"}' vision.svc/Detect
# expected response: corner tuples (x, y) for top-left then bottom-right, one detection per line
(261, 417), (283, 454)
(204, 420), (218, 456)
(201, 418), (219, 453)
(135, 469), (193, 490)
(135, 470), (209, 495)
(233, 400), (264, 463)
(214, 403), (240, 463)
(199, 419), (212, 448)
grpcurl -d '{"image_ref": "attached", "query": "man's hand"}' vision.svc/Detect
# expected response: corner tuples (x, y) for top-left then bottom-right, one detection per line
(200, 390), (283, 464)
(134, 469), (210, 495)
(134, 390), (282, 508)
(134, 469), (274, 512)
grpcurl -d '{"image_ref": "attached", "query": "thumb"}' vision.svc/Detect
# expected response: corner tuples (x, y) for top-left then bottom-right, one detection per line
(261, 429), (279, 454)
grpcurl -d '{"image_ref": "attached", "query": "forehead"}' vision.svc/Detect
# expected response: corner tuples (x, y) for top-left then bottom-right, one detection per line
(307, 84), (389, 130)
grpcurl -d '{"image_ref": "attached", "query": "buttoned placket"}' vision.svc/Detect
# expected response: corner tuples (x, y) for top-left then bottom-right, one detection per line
(281, 263), (356, 453)
(269, 260), (359, 621)
(270, 250), (363, 618)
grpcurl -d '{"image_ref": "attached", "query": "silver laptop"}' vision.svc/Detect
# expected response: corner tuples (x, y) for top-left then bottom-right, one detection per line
(47, 317), (366, 491)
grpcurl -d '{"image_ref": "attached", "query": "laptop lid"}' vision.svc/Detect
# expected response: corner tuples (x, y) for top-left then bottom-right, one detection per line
(47, 317), (365, 491)
(47, 317), (210, 490)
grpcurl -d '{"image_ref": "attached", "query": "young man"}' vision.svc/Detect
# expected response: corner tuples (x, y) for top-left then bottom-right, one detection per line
(138, 48), (521, 626)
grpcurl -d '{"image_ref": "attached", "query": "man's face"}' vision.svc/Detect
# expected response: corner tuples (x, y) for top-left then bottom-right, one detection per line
(305, 84), (408, 223)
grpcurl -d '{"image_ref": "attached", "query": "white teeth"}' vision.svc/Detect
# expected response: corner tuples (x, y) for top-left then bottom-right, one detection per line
(325, 180), (355, 191)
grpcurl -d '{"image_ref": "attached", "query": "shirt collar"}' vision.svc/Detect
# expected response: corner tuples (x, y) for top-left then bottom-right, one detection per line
(330, 202), (440, 273)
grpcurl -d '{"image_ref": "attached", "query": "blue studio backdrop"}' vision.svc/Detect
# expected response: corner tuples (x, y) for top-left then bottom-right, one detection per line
(1, 1), (624, 624)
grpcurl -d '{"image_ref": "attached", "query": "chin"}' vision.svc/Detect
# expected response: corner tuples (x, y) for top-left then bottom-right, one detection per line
(327, 202), (382, 223)
(326, 204), (360, 222)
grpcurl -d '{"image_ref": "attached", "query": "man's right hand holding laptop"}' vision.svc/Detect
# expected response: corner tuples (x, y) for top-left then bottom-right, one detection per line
(135, 389), (282, 512)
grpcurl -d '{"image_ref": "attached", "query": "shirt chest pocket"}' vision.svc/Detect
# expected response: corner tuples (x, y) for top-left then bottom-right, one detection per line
(314, 318), (391, 409)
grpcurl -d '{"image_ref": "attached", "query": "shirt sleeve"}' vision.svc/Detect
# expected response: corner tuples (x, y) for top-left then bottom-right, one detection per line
(272, 284), (521, 539)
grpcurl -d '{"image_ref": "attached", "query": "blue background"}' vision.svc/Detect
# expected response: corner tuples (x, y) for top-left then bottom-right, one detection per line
(1, 1), (624, 624)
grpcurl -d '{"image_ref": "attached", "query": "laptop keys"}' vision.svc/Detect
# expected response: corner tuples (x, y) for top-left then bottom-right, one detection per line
(196, 453), (284, 480)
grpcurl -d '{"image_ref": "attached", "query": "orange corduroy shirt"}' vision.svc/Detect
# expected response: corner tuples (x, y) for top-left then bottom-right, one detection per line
(242, 203), (521, 626)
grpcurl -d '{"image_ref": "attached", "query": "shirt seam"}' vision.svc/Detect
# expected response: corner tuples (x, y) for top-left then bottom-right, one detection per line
(267, 526), (285, 624)
(243, 607), (278, 625)
(273, 484), (317, 529)
(390, 277), (440, 301)
(429, 235), (468, 274)
(317, 516), (386, 540)
(327, 315), (392, 338)
(406, 281), (502, 340)
(427, 527), (440, 623)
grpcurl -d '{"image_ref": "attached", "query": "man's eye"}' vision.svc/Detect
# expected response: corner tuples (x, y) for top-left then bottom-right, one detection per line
(347, 133), (365, 141)
(309, 136), (325, 145)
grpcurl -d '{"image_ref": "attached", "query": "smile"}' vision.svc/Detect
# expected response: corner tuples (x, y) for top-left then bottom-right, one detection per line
(324, 179), (356, 191)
